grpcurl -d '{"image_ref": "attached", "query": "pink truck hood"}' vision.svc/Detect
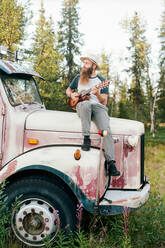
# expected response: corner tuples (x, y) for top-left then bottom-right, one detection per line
(25, 110), (144, 136)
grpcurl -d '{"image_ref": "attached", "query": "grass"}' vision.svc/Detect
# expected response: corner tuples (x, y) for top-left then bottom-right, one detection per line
(2, 127), (165, 248)
(145, 126), (165, 201)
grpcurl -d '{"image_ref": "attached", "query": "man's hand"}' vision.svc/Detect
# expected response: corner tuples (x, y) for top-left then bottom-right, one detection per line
(91, 86), (99, 96)
(66, 87), (79, 101)
(91, 86), (108, 105)
(70, 92), (79, 102)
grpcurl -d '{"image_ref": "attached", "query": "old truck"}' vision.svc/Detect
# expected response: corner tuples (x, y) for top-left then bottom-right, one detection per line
(0, 47), (150, 247)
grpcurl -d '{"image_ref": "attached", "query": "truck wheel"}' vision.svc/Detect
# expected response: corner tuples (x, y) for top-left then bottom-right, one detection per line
(5, 176), (77, 247)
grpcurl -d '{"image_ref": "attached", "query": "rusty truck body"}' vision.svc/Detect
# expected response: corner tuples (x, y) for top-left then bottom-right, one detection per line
(0, 57), (150, 247)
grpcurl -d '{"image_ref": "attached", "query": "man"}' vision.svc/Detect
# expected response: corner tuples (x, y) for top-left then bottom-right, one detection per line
(66, 55), (120, 176)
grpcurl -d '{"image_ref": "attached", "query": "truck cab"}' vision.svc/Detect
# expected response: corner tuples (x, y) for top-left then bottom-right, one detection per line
(0, 54), (150, 247)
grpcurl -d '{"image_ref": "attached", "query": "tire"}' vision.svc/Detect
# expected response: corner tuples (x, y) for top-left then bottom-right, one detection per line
(5, 175), (77, 247)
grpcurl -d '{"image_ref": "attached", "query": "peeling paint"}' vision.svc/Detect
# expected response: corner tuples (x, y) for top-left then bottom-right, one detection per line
(0, 160), (17, 183)
(0, 60), (42, 77)
(75, 165), (83, 186)
(111, 172), (126, 188)
(68, 164), (98, 200)
(100, 183), (150, 208)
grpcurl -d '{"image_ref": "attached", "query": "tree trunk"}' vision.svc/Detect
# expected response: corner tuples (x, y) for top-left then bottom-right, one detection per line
(150, 90), (158, 137)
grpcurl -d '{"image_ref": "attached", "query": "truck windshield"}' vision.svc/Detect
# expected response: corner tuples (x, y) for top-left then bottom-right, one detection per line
(2, 75), (43, 106)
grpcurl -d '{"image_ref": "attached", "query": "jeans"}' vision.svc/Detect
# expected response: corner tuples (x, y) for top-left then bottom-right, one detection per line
(76, 101), (115, 161)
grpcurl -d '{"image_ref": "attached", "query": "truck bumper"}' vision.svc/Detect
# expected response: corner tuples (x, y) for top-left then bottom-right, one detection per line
(98, 182), (150, 215)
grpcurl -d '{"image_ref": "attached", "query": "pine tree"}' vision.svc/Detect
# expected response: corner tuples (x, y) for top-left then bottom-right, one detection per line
(0, 0), (30, 51)
(57, 0), (83, 82)
(158, 1), (165, 122)
(32, 1), (64, 110)
(108, 74), (120, 117)
(118, 80), (132, 119)
(122, 12), (150, 120)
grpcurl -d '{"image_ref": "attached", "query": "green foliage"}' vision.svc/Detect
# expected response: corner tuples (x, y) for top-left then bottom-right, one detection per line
(122, 12), (151, 121)
(57, 0), (83, 81)
(44, 231), (70, 248)
(0, 181), (13, 248)
(0, 0), (31, 50)
(108, 74), (120, 117)
(99, 51), (111, 80)
(129, 193), (165, 248)
(145, 133), (165, 200)
(118, 81), (134, 119)
(31, 1), (68, 110)
(118, 101), (130, 119)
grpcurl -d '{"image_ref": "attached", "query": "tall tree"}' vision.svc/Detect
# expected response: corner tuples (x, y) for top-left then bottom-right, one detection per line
(32, 1), (64, 110)
(99, 51), (111, 80)
(0, 0), (30, 51)
(108, 74), (120, 117)
(122, 12), (150, 120)
(57, 0), (83, 82)
(158, 1), (165, 122)
(98, 51), (118, 116)
(118, 80), (132, 119)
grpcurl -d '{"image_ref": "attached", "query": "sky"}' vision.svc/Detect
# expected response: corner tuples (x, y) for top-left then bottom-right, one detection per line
(27, 0), (164, 79)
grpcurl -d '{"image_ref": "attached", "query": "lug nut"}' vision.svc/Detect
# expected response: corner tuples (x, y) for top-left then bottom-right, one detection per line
(18, 218), (23, 222)
(39, 211), (43, 215)
(23, 211), (27, 215)
(41, 234), (45, 238)
(33, 236), (37, 240)
(45, 226), (49, 231)
(54, 219), (59, 225)
(19, 226), (23, 231)
(45, 218), (49, 222)
(31, 208), (35, 213)
(24, 233), (29, 237)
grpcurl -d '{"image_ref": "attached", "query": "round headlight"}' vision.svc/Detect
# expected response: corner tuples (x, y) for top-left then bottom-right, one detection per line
(127, 135), (139, 147)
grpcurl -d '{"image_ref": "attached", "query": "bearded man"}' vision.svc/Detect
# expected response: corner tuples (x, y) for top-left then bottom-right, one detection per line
(66, 55), (120, 176)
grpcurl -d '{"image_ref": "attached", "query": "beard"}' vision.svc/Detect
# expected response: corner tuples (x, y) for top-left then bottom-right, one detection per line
(79, 66), (93, 85)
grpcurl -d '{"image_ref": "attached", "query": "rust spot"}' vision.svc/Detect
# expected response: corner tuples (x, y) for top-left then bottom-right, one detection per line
(3, 61), (16, 73)
(71, 165), (97, 199)
(111, 172), (126, 188)
(132, 196), (140, 200)
(111, 196), (140, 205)
(123, 144), (128, 157)
(0, 160), (17, 183)
(123, 143), (134, 158)
(83, 177), (97, 198)
(75, 165), (83, 186)
(112, 199), (129, 204)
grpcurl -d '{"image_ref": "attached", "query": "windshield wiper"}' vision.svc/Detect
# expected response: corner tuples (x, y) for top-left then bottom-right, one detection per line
(23, 101), (44, 108)
(24, 101), (42, 105)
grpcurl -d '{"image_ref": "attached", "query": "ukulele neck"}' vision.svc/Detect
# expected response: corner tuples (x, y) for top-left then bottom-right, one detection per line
(79, 85), (99, 97)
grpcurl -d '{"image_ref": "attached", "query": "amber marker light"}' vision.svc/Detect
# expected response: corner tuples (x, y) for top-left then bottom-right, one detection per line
(74, 149), (81, 160)
(28, 138), (39, 145)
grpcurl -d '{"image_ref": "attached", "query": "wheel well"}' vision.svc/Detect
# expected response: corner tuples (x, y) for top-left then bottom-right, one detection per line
(6, 169), (79, 206)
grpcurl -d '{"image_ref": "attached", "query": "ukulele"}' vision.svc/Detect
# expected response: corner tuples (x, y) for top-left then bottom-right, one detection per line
(69, 81), (110, 109)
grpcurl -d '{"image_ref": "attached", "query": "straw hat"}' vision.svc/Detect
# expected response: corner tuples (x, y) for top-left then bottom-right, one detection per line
(80, 55), (100, 70)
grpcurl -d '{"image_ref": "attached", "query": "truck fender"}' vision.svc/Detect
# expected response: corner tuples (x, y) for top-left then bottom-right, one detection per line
(0, 146), (105, 211)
